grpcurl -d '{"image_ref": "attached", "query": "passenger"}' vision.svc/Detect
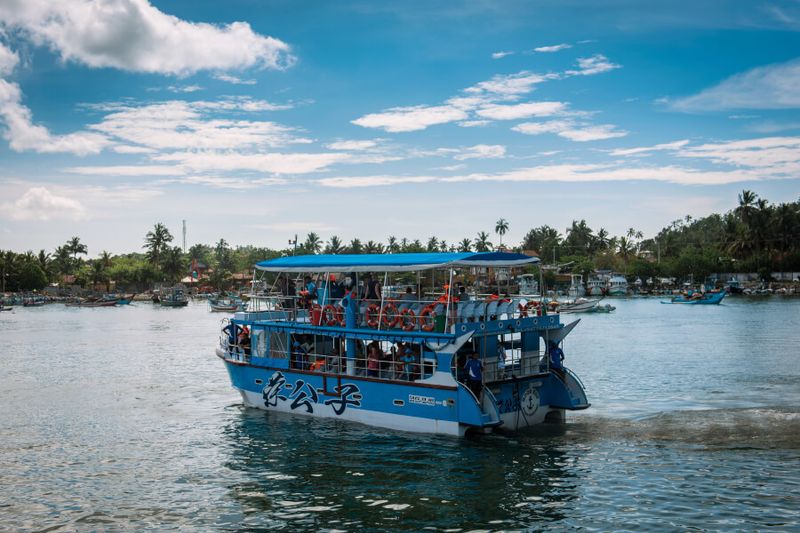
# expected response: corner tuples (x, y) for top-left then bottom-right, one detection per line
(330, 274), (345, 299)
(291, 337), (308, 370)
(303, 275), (318, 306)
(400, 345), (416, 381)
(548, 340), (565, 380)
(367, 344), (381, 377)
(458, 285), (470, 301)
(464, 352), (484, 400)
(401, 286), (416, 302)
(237, 326), (251, 357)
(365, 273), (382, 301)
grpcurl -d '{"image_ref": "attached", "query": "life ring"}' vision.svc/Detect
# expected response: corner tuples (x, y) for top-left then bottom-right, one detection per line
(400, 308), (416, 331)
(323, 304), (339, 326)
(518, 303), (528, 317)
(365, 303), (380, 328)
(418, 304), (436, 332)
(382, 302), (399, 328)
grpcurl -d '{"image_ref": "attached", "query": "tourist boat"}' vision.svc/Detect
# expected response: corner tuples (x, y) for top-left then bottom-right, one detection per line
(586, 277), (606, 296)
(216, 252), (590, 437)
(160, 286), (189, 307)
(606, 275), (629, 296)
(22, 297), (47, 307)
(662, 290), (726, 305)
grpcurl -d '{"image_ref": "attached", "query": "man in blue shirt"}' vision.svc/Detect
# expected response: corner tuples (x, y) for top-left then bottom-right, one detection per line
(549, 341), (565, 380)
(464, 352), (483, 400)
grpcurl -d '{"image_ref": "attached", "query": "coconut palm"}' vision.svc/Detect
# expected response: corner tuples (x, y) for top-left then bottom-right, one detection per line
(325, 236), (343, 254)
(426, 237), (439, 252)
(144, 223), (173, 266)
(386, 236), (399, 254)
(162, 246), (186, 283)
(475, 231), (492, 252)
(348, 239), (363, 254)
(364, 240), (383, 254)
(458, 238), (472, 252)
(67, 236), (88, 263)
(304, 232), (322, 254)
(495, 218), (509, 247)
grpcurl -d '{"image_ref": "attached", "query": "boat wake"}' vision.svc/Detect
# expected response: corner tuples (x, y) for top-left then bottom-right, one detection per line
(564, 407), (800, 450)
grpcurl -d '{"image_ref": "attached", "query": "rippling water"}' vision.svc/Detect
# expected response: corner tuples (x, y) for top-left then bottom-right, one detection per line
(1, 297), (798, 531)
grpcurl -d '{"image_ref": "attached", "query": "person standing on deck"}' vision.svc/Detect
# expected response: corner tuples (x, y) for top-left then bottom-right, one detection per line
(548, 340), (565, 380)
(365, 273), (381, 301)
(465, 352), (484, 400)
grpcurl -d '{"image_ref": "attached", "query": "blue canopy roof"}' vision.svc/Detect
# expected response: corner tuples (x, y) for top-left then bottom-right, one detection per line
(255, 251), (539, 273)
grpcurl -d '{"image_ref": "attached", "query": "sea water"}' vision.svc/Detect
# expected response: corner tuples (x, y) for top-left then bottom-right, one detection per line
(1, 297), (798, 531)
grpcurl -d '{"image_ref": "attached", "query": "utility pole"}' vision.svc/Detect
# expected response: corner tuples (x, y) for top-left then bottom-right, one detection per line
(289, 234), (298, 256)
(182, 219), (187, 253)
(656, 239), (660, 264)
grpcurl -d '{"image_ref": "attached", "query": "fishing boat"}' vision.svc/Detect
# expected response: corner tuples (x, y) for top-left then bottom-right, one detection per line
(607, 275), (629, 296)
(515, 274), (539, 296)
(22, 297), (47, 307)
(662, 290), (726, 305)
(586, 277), (606, 296)
(568, 274), (586, 298)
(557, 297), (605, 314)
(209, 298), (243, 312)
(216, 252), (590, 437)
(160, 286), (189, 307)
(0, 305), (12, 312)
(65, 298), (118, 308)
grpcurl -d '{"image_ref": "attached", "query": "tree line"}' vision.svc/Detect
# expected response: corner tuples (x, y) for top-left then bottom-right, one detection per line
(1, 190), (798, 292)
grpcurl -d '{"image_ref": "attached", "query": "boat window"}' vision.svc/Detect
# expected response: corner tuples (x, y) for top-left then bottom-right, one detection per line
(253, 330), (267, 357)
(270, 332), (287, 359)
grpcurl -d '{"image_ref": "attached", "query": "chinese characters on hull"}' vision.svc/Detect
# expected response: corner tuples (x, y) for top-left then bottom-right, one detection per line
(262, 371), (363, 416)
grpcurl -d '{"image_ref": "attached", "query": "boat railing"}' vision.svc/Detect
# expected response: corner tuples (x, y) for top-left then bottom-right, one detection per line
(277, 343), (434, 383)
(482, 350), (546, 382)
(241, 294), (556, 332)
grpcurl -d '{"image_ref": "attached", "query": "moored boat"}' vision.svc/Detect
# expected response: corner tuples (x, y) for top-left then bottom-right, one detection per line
(160, 286), (189, 307)
(607, 275), (629, 296)
(216, 252), (590, 437)
(662, 290), (726, 305)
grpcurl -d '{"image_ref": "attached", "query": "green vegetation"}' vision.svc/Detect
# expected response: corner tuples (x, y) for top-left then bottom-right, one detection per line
(1, 191), (798, 293)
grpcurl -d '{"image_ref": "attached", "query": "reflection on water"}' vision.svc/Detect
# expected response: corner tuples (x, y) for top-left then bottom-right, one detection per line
(0, 299), (799, 531)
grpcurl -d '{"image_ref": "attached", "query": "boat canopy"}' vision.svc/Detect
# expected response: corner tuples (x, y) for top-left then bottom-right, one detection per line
(255, 252), (539, 273)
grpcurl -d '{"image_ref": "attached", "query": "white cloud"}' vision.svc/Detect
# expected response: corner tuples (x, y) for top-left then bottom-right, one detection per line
(166, 85), (202, 93)
(66, 165), (185, 176)
(457, 120), (491, 128)
(678, 136), (800, 170)
(213, 73), (257, 85)
(0, 0), (294, 75)
(513, 120), (627, 141)
(464, 71), (554, 98)
(566, 54), (621, 76)
(672, 58), (800, 111)
(88, 100), (303, 151)
(152, 150), (349, 174)
(557, 124), (628, 142)
(0, 79), (111, 155)
(491, 51), (514, 59)
(0, 42), (19, 75)
(326, 139), (379, 150)
(533, 43), (572, 53)
(351, 104), (468, 133)
(176, 175), (287, 189)
(453, 144), (506, 160)
(610, 140), (690, 156)
(4, 186), (87, 220)
(512, 120), (576, 135)
(476, 101), (567, 120)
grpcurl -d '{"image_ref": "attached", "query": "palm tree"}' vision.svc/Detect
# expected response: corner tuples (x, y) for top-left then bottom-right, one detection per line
(386, 236), (399, 254)
(439, 241), (448, 253)
(348, 239), (363, 254)
(458, 238), (472, 252)
(162, 246), (186, 283)
(144, 223), (174, 266)
(617, 236), (634, 263)
(426, 237), (439, 252)
(325, 235), (343, 254)
(595, 228), (610, 251)
(474, 231), (492, 252)
(53, 245), (73, 275)
(215, 239), (235, 272)
(495, 219), (509, 248)
(364, 240), (383, 254)
(67, 236), (88, 262)
(304, 232), (322, 254)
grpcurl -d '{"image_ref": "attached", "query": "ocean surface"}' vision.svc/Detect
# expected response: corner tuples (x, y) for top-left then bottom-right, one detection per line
(1, 297), (798, 532)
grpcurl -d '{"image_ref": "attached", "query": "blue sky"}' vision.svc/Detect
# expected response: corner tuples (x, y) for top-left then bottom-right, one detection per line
(1, 0), (799, 255)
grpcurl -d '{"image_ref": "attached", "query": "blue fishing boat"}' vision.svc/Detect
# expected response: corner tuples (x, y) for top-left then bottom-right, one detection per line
(216, 252), (590, 437)
(160, 286), (189, 307)
(662, 290), (726, 305)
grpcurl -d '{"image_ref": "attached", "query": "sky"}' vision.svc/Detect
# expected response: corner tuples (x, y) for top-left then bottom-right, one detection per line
(1, 0), (799, 256)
